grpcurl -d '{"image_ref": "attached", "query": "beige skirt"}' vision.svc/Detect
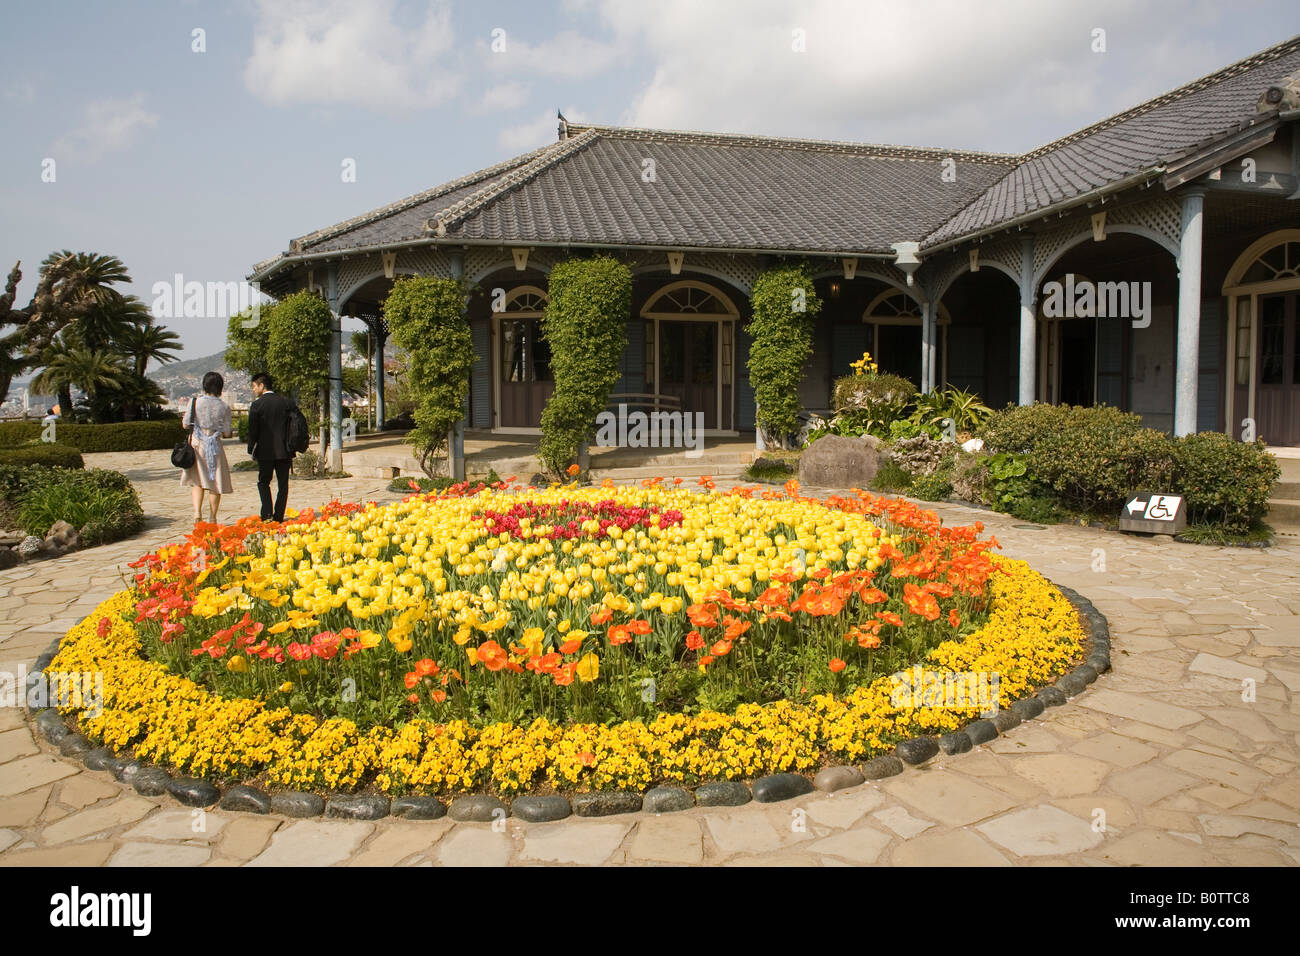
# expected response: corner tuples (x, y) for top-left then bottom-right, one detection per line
(180, 432), (233, 494)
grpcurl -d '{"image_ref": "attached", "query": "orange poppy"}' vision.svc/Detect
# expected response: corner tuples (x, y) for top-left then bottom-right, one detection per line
(430, 689), (447, 703)
(685, 630), (705, 651)
(607, 624), (633, 646)
(828, 658), (847, 673)
(559, 638), (584, 655)
(711, 639), (732, 657)
(686, 602), (719, 628)
(590, 608), (613, 625)
(949, 608), (961, 628)
(477, 640), (508, 671)
(722, 616), (751, 641)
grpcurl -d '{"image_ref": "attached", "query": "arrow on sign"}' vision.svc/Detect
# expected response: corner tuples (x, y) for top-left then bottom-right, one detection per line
(1126, 499), (1147, 515)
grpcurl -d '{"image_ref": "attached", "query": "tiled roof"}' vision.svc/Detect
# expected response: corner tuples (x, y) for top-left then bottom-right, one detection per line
(251, 35), (1300, 278)
(924, 35), (1300, 247)
(433, 125), (1015, 254)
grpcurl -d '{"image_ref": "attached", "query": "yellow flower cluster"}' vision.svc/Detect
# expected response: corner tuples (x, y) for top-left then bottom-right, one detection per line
(51, 555), (1085, 795)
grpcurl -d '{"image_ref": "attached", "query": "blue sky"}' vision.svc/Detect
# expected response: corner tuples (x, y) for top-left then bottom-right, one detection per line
(3, 0), (1299, 363)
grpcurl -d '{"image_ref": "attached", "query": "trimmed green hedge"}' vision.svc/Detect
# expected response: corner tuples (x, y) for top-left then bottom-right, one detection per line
(0, 420), (186, 453)
(0, 443), (85, 469)
(538, 256), (631, 474)
(979, 403), (1278, 532)
(0, 464), (143, 546)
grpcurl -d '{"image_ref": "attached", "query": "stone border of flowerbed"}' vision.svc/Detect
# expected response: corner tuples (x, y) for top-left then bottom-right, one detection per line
(21, 582), (1109, 824)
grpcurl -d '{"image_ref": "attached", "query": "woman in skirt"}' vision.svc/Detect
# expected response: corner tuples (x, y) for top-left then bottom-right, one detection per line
(181, 371), (234, 523)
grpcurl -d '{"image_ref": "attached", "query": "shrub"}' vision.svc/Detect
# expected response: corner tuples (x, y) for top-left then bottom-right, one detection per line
(4, 466), (142, 545)
(910, 386), (993, 437)
(980, 404), (1149, 513)
(1172, 433), (1278, 533)
(0, 443), (84, 469)
(0, 420), (185, 452)
(871, 459), (913, 493)
(749, 264), (822, 447)
(831, 372), (914, 426)
(910, 473), (952, 501)
(538, 256), (631, 475)
(384, 277), (477, 476)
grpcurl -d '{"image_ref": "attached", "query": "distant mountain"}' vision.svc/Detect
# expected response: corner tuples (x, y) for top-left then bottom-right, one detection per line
(150, 344), (377, 405)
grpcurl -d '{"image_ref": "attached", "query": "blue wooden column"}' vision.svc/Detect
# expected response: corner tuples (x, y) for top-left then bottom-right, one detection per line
(1174, 188), (1206, 437)
(326, 263), (343, 472)
(1018, 235), (1036, 405)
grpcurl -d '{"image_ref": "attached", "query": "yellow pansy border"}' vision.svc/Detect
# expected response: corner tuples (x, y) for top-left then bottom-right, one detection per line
(40, 554), (1089, 798)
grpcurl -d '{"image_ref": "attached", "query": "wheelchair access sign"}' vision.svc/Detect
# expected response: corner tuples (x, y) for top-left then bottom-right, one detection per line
(1119, 492), (1187, 534)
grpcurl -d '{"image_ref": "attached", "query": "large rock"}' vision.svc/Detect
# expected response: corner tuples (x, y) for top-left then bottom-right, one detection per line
(0, 548), (19, 570)
(798, 434), (884, 489)
(45, 520), (80, 550)
(17, 535), (41, 558)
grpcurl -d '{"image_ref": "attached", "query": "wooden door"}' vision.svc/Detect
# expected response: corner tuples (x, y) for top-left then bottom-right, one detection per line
(1256, 292), (1300, 445)
(498, 318), (553, 428)
(658, 320), (717, 429)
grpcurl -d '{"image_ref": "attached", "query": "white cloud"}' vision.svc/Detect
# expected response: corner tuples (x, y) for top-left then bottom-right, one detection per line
(474, 81), (530, 113)
(244, 0), (461, 110)
(481, 29), (621, 79)
(583, 0), (1210, 152)
(52, 93), (158, 163)
(497, 105), (588, 152)
(5, 79), (35, 103)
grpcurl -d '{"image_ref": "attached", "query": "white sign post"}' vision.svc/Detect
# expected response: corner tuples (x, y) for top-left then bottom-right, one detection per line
(1119, 492), (1187, 534)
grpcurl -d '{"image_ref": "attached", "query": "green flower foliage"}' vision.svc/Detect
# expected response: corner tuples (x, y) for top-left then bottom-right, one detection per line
(538, 256), (631, 475)
(268, 291), (333, 420)
(0, 420), (183, 453)
(748, 264), (821, 447)
(384, 277), (475, 476)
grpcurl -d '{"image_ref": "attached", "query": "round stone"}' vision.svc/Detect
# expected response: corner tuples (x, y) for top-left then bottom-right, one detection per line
(326, 794), (390, 820)
(694, 781), (752, 807)
(642, 786), (694, 813)
(964, 719), (998, 745)
(1038, 686), (1067, 707)
(82, 747), (117, 771)
(167, 777), (220, 807)
(895, 736), (939, 765)
(1055, 673), (1087, 697)
(32, 652), (54, 673)
(1087, 653), (1111, 673)
(58, 733), (91, 758)
(752, 772), (815, 803)
(939, 731), (973, 755)
(510, 795), (572, 823)
(220, 785), (271, 814)
(572, 791), (643, 816)
(132, 767), (172, 796)
(270, 791), (325, 818)
(111, 759), (143, 783)
(391, 796), (446, 820)
(1011, 697), (1045, 720)
(1072, 664), (1099, 685)
(34, 709), (68, 742)
(860, 755), (904, 780)
(991, 709), (1022, 732)
(448, 795), (508, 823)
(17, 535), (41, 557)
(813, 765), (865, 792)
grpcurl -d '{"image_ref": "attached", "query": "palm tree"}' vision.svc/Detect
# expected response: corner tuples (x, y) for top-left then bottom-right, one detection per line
(17, 251), (133, 412)
(76, 294), (151, 354)
(117, 316), (182, 376)
(31, 343), (130, 416)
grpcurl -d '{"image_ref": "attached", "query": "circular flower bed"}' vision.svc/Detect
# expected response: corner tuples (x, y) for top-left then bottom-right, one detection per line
(50, 481), (1085, 795)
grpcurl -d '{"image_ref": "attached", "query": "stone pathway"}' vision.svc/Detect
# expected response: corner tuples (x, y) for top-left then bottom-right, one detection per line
(1, 448), (1298, 866)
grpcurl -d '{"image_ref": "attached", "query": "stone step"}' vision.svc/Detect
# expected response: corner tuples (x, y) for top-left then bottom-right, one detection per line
(1265, 498), (1300, 528)
(590, 465), (746, 481)
(1270, 480), (1300, 499)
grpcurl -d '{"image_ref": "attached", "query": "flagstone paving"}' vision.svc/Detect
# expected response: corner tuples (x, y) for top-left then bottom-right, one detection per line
(1, 447), (1298, 866)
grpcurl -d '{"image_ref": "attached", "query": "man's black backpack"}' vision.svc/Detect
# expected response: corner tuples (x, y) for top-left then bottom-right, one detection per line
(286, 403), (311, 455)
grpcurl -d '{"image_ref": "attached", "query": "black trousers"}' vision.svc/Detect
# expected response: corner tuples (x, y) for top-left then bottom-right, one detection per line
(257, 459), (291, 522)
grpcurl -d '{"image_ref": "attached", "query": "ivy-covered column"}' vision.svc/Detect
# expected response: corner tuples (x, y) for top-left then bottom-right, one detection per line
(448, 251), (467, 480)
(748, 263), (822, 449)
(383, 276), (476, 478)
(538, 255), (631, 477)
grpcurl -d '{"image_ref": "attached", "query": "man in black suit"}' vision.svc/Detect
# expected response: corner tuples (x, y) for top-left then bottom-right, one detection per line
(247, 372), (295, 522)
